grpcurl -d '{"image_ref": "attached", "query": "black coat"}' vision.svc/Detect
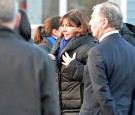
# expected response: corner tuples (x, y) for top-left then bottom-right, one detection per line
(120, 23), (135, 46)
(51, 34), (97, 115)
(0, 26), (59, 115)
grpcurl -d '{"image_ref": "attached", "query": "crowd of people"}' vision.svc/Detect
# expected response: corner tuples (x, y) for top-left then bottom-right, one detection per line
(0, 0), (135, 115)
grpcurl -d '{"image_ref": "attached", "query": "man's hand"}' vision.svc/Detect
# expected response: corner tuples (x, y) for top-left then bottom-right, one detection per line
(61, 52), (76, 67)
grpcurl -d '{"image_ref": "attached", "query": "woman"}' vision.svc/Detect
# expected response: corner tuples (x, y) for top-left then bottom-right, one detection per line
(33, 15), (62, 53)
(49, 9), (97, 115)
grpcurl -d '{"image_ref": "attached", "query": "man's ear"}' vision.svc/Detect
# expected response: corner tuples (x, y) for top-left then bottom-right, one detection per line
(102, 18), (108, 29)
(14, 12), (21, 28)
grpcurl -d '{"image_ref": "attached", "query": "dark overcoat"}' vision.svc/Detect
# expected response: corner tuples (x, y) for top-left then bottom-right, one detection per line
(80, 33), (135, 115)
(0, 26), (59, 115)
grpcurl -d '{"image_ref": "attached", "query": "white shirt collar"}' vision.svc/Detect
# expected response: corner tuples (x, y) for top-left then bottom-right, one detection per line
(99, 30), (119, 42)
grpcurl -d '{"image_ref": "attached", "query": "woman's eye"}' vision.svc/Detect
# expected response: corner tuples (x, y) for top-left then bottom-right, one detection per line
(66, 24), (70, 27)
(61, 23), (75, 28)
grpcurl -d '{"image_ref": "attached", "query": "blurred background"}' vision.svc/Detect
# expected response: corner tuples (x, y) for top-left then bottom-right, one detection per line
(17, 0), (135, 33)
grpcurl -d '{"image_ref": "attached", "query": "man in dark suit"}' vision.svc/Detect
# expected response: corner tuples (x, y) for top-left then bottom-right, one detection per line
(80, 1), (135, 115)
(0, 0), (59, 115)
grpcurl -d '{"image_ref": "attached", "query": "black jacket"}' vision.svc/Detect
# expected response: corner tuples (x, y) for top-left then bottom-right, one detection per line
(0, 25), (59, 115)
(51, 34), (97, 115)
(120, 23), (135, 46)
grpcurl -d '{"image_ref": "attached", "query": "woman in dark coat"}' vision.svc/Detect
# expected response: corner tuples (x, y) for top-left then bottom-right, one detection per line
(49, 9), (98, 115)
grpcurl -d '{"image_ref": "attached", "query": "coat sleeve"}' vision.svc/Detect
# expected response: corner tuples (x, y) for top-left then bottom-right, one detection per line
(87, 48), (122, 115)
(40, 53), (59, 115)
(66, 59), (84, 81)
(65, 43), (95, 82)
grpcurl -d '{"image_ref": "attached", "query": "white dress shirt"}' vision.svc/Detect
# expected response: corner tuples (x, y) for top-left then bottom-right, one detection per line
(99, 30), (119, 42)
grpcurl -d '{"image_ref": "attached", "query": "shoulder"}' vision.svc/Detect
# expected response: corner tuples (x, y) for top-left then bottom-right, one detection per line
(16, 40), (49, 60)
(83, 34), (98, 48)
(83, 34), (98, 44)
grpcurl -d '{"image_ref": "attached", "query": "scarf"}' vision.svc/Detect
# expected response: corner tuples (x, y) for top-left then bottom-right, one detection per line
(57, 37), (72, 66)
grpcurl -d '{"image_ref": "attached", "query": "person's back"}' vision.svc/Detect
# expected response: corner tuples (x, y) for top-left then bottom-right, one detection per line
(0, 30), (59, 115)
(0, 0), (59, 115)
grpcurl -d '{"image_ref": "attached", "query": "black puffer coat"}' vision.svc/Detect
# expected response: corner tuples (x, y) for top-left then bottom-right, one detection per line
(51, 34), (97, 115)
(120, 23), (135, 47)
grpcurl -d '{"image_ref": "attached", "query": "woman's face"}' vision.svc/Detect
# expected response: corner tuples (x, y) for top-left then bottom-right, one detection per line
(61, 18), (80, 40)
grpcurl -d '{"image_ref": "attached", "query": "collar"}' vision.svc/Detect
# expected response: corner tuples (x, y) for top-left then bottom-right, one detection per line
(99, 30), (119, 42)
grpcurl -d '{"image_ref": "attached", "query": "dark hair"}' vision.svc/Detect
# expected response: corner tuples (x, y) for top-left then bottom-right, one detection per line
(60, 9), (91, 36)
(16, 9), (31, 41)
(43, 15), (61, 36)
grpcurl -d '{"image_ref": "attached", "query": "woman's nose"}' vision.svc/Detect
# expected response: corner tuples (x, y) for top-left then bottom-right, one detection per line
(61, 26), (66, 32)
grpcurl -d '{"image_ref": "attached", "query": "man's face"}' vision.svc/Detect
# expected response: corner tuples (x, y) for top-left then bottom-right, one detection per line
(89, 8), (104, 39)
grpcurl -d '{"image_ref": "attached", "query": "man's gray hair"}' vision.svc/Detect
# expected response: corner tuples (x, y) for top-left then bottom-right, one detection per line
(93, 1), (123, 30)
(0, 0), (18, 23)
